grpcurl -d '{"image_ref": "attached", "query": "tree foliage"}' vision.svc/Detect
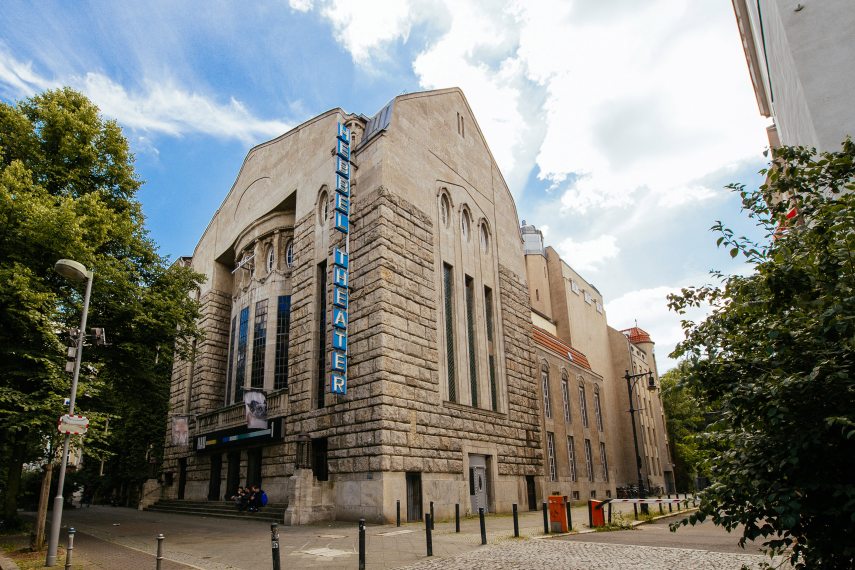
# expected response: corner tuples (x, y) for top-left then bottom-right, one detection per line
(0, 88), (203, 524)
(668, 140), (855, 568)
(659, 363), (710, 491)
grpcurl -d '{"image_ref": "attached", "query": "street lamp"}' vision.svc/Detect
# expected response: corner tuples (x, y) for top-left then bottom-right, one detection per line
(624, 369), (656, 511)
(46, 259), (93, 567)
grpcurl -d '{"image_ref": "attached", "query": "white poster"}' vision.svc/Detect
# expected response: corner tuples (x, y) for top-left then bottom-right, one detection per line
(172, 416), (189, 446)
(244, 390), (268, 429)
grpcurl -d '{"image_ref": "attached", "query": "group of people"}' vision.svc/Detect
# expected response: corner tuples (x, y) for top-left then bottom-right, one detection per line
(230, 485), (266, 512)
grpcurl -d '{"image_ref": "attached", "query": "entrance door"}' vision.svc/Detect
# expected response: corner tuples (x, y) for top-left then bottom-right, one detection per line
(208, 454), (222, 500)
(405, 472), (423, 522)
(526, 475), (537, 511)
(469, 455), (489, 513)
(226, 451), (241, 499)
(177, 458), (187, 500)
(246, 448), (263, 488)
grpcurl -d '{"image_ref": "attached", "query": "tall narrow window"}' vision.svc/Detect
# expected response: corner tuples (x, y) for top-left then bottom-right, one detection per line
(285, 240), (294, 268)
(484, 286), (498, 411)
(225, 315), (236, 405)
(465, 274), (478, 407)
(594, 385), (603, 432)
(274, 295), (291, 390)
(316, 261), (327, 409)
(234, 307), (249, 403)
(541, 364), (552, 418)
(600, 442), (609, 482)
(584, 439), (594, 482)
(250, 299), (268, 388)
(443, 263), (456, 403)
(547, 432), (557, 481)
(561, 376), (571, 422)
(579, 382), (589, 428)
(567, 436), (578, 482)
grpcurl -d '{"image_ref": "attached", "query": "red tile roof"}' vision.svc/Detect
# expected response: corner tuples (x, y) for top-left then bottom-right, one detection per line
(532, 326), (592, 370)
(620, 326), (653, 345)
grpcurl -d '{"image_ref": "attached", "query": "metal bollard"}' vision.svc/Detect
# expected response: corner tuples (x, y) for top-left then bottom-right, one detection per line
(396, 499), (401, 527)
(564, 496), (571, 532)
(478, 507), (486, 545)
(270, 523), (281, 570)
(358, 518), (366, 570)
(430, 501), (435, 530)
(455, 503), (460, 533)
(608, 502), (613, 524)
(542, 502), (549, 534)
(425, 514), (433, 557)
(633, 502), (639, 520)
(659, 500), (664, 515)
(156, 533), (164, 570)
(512, 504), (519, 538)
(64, 528), (75, 570)
(587, 500), (593, 528)
(668, 493), (673, 513)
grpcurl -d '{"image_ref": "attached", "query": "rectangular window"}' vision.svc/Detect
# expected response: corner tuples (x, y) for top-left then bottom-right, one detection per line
(234, 307), (250, 403)
(465, 275), (478, 407)
(541, 367), (552, 419)
(570, 280), (580, 294)
(567, 436), (577, 482)
(561, 379), (571, 422)
(443, 263), (456, 403)
(584, 439), (594, 482)
(583, 290), (593, 305)
(316, 261), (327, 409)
(225, 315), (236, 404)
(600, 442), (609, 482)
(547, 432), (557, 481)
(484, 286), (498, 412)
(579, 384), (589, 428)
(274, 295), (291, 390)
(250, 299), (268, 389)
(594, 389), (603, 432)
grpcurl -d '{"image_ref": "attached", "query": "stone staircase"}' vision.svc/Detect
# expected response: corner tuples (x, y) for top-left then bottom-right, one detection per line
(145, 499), (288, 523)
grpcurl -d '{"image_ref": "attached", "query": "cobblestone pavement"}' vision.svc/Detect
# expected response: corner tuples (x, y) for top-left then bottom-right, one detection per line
(399, 540), (771, 570)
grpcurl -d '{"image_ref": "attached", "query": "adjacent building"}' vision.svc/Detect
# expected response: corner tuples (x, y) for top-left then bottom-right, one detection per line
(157, 88), (674, 525)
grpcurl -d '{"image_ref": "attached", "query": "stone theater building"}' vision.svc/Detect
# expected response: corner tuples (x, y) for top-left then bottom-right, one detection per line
(158, 88), (673, 524)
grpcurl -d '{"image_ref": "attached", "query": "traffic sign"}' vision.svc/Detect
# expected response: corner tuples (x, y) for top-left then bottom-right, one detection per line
(58, 414), (89, 435)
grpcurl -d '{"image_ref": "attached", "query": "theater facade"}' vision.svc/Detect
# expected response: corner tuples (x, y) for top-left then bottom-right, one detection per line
(158, 88), (673, 524)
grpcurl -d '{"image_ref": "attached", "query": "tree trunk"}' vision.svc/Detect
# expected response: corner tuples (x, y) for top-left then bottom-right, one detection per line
(2, 439), (28, 527)
(33, 463), (53, 549)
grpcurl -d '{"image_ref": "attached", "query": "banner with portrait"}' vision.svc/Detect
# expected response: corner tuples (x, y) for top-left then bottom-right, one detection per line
(244, 390), (268, 429)
(171, 415), (189, 446)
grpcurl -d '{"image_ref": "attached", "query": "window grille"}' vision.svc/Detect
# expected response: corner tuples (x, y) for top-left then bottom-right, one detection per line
(561, 377), (571, 422)
(235, 307), (249, 402)
(465, 275), (478, 407)
(541, 365), (552, 418)
(484, 286), (498, 411)
(250, 299), (268, 388)
(547, 432), (557, 481)
(600, 442), (609, 482)
(584, 439), (594, 482)
(443, 263), (456, 402)
(567, 436), (578, 481)
(579, 383), (589, 428)
(274, 296), (291, 390)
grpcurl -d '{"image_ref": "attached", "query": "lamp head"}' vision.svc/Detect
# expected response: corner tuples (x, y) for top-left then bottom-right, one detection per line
(55, 259), (89, 283)
(646, 374), (657, 391)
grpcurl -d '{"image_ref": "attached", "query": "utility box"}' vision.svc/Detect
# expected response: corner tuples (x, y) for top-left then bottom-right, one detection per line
(548, 495), (568, 533)
(589, 499), (606, 527)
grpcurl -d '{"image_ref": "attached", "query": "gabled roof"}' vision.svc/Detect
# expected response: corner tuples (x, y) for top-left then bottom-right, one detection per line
(620, 327), (653, 345)
(532, 326), (592, 371)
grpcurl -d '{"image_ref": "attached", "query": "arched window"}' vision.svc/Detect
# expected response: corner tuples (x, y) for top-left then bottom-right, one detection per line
(541, 363), (552, 419)
(594, 385), (604, 431)
(440, 193), (450, 227)
(319, 190), (329, 224)
(461, 208), (471, 241)
(266, 245), (275, 274)
(480, 222), (490, 253)
(285, 240), (294, 268)
(579, 381), (589, 428)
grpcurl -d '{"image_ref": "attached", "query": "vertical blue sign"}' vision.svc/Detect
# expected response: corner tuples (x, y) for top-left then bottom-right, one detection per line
(330, 122), (351, 395)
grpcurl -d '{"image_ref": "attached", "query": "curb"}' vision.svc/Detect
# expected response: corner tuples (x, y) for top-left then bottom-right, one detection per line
(0, 553), (20, 570)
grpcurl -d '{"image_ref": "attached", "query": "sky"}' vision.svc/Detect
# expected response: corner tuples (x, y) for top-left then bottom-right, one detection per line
(0, 0), (772, 371)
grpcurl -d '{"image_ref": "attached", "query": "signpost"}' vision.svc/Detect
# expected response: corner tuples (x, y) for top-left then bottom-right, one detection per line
(331, 122), (351, 396)
(57, 414), (89, 435)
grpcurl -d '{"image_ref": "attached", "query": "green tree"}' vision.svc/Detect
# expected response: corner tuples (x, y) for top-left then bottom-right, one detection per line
(668, 140), (855, 568)
(0, 88), (202, 527)
(659, 363), (709, 491)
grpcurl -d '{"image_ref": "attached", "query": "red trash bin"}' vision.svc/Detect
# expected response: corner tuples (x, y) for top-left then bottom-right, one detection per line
(548, 495), (568, 533)
(590, 500), (605, 527)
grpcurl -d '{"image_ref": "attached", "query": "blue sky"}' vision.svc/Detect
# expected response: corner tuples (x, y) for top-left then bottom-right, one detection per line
(0, 0), (771, 370)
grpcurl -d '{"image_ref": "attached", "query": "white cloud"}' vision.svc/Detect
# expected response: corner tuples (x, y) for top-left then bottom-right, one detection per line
(0, 49), (289, 145)
(554, 234), (620, 273)
(321, 0), (418, 65)
(288, 0), (314, 12)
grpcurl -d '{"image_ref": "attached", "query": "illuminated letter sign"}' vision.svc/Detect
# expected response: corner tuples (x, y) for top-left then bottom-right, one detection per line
(330, 122), (351, 395)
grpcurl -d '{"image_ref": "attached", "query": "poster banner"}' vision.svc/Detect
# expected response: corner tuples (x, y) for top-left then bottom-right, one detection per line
(244, 390), (268, 429)
(171, 415), (189, 446)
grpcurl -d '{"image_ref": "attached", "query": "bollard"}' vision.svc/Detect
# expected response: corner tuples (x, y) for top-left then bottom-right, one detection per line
(542, 502), (549, 534)
(668, 494), (673, 513)
(479, 507), (486, 545)
(358, 518), (366, 570)
(430, 501), (435, 530)
(633, 502), (639, 520)
(156, 533), (164, 570)
(512, 504), (519, 538)
(587, 500), (593, 528)
(677, 496), (682, 511)
(396, 499), (401, 527)
(607, 502), (613, 524)
(659, 500), (664, 515)
(425, 514), (433, 557)
(270, 524), (281, 570)
(64, 528), (75, 570)
(567, 496), (572, 530)
(455, 503), (460, 533)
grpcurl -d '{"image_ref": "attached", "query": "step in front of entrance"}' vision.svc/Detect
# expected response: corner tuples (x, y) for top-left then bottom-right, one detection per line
(146, 500), (287, 523)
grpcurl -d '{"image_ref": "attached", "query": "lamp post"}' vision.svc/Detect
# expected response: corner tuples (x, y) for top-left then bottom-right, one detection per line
(46, 259), (93, 567)
(624, 369), (656, 512)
